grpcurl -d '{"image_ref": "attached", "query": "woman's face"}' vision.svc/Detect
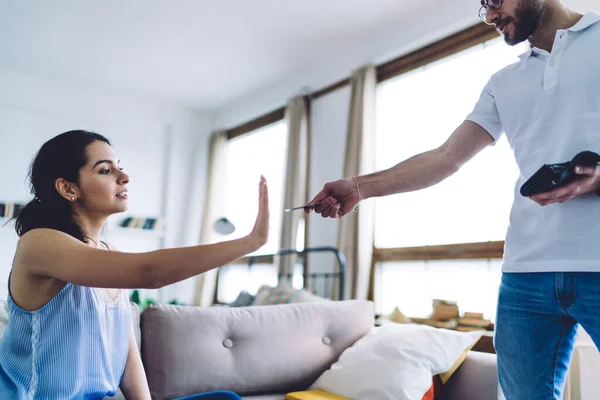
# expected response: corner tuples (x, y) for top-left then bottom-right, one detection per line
(76, 140), (130, 216)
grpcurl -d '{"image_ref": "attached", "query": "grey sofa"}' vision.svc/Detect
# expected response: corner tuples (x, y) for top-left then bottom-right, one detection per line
(120, 300), (499, 400)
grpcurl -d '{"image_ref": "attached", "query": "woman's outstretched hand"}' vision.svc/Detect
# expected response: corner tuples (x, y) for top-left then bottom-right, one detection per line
(249, 176), (270, 250)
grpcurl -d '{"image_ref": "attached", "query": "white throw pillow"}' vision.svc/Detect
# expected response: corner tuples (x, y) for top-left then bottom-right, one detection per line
(311, 323), (483, 400)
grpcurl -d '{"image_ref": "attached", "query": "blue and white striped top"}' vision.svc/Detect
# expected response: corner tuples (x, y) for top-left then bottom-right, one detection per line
(0, 282), (131, 399)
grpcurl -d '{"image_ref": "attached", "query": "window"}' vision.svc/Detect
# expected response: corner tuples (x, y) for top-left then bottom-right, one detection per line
(374, 37), (529, 321)
(217, 121), (288, 303)
(375, 259), (502, 321)
(221, 120), (288, 254)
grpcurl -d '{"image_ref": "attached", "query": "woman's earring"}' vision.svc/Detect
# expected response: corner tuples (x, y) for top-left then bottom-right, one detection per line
(71, 197), (75, 201)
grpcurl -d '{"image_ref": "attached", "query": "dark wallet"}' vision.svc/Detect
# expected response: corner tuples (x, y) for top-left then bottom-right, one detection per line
(520, 151), (600, 197)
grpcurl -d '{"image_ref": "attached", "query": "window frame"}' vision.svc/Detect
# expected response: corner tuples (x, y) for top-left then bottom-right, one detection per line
(369, 33), (518, 300)
(220, 22), (503, 302)
(371, 29), (512, 266)
(214, 119), (290, 303)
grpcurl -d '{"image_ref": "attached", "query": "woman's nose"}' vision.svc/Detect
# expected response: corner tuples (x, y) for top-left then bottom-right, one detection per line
(119, 171), (130, 185)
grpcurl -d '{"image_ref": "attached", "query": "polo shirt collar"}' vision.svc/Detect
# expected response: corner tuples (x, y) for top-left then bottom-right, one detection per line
(518, 11), (600, 59)
(567, 11), (600, 32)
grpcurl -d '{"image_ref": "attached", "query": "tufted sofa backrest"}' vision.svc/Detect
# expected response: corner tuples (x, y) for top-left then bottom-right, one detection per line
(140, 300), (374, 399)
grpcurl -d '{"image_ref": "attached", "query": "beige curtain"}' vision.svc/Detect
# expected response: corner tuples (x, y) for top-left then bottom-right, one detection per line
(193, 130), (229, 306)
(336, 65), (377, 300)
(278, 96), (311, 282)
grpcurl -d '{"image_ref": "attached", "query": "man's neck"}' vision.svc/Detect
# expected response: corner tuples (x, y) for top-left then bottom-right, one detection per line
(529, 2), (583, 52)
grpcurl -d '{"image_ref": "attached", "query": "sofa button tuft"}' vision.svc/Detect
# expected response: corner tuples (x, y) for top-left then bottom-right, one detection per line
(223, 338), (233, 348)
(322, 336), (331, 345)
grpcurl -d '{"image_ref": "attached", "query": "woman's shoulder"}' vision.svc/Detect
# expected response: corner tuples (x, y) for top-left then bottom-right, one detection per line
(18, 228), (80, 246)
(15, 228), (77, 264)
(11, 230), (72, 311)
(19, 227), (69, 242)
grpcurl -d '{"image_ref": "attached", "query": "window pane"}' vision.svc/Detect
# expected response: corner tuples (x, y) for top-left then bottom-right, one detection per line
(217, 121), (291, 304)
(374, 259), (502, 322)
(218, 263), (278, 304)
(223, 121), (288, 254)
(374, 38), (527, 248)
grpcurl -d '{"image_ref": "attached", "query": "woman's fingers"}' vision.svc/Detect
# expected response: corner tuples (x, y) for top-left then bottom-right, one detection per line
(250, 176), (270, 248)
(260, 175), (268, 207)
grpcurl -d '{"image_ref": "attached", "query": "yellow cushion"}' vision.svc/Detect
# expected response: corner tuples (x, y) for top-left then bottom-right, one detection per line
(285, 390), (351, 400)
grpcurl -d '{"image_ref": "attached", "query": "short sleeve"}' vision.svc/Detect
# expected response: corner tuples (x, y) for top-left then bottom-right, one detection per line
(465, 79), (504, 143)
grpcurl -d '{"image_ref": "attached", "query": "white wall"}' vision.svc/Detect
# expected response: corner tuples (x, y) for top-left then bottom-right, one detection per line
(0, 68), (211, 304)
(212, 8), (481, 130)
(306, 87), (350, 270)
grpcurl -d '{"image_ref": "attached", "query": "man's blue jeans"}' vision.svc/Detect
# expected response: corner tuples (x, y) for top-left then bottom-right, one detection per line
(495, 272), (600, 399)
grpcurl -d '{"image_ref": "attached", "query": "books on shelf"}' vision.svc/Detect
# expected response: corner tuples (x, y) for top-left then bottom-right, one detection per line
(463, 312), (485, 319)
(458, 317), (490, 327)
(119, 217), (165, 231)
(0, 202), (26, 219)
(431, 302), (460, 321)
(408, 299), (492, 332)
(457, 317), (491, 331)
(457, 310), (490, 331)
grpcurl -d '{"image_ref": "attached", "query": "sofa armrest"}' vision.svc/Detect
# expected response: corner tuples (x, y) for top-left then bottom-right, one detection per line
(438, 351), (498, 400)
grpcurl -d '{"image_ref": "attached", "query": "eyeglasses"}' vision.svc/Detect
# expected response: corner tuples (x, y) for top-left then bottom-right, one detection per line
(478, 0), (503, 24)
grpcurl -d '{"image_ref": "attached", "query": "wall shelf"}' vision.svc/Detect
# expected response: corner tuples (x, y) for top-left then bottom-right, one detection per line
(106, 226), (166, 239)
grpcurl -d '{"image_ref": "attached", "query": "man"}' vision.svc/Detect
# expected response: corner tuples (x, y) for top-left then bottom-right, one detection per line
(308, 1), (600, 398)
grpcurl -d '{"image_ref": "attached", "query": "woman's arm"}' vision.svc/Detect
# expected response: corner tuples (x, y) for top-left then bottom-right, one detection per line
(14, 178), (269, 290)
(120, 321), (151, 400)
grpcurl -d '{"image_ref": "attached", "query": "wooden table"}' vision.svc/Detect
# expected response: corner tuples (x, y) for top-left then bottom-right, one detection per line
(472, 330), (495, 354)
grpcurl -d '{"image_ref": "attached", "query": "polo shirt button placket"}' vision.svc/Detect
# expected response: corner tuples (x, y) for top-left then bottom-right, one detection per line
(544, 30), (567, 90)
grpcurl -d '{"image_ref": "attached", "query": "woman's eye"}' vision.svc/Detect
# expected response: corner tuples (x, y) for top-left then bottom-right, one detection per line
(100, 169), (110, 175)
(119, 167), (124, 171)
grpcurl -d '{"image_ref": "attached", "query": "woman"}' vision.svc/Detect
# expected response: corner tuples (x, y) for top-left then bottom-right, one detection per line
(0, 130), (268, 399)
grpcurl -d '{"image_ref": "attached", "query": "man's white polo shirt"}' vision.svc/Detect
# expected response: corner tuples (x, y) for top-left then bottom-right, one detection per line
(466, 12), (600, 272)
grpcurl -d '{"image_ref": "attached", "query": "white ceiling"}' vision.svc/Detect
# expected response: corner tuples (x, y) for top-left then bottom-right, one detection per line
(0, 0), (452, 112)
(0, 1), (593, 113)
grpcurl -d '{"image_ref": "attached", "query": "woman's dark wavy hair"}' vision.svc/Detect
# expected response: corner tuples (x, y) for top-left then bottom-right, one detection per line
(13, 130), (111, 243)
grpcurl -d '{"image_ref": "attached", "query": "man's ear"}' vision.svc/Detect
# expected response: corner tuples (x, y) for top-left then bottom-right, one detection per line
(55, 178), (80, 202)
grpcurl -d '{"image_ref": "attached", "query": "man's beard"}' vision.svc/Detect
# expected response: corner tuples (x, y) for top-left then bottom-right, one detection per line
(505, 0), (544, 45)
